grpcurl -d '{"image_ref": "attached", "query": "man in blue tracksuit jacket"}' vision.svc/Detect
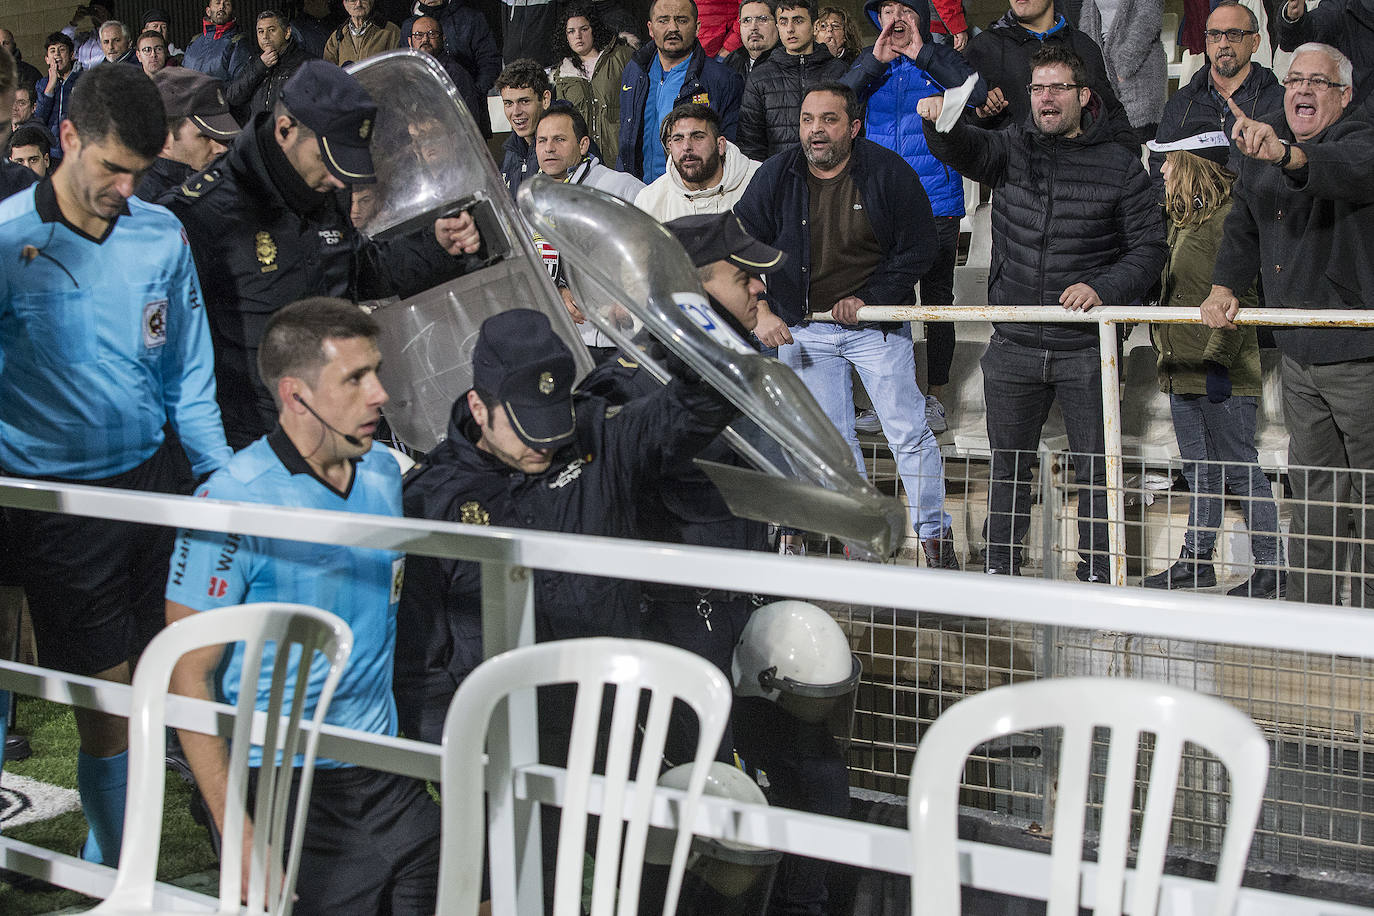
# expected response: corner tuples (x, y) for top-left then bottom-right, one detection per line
(617, 0), (743, 182)
(843, 0), (986, 425)
(0, 65), (230, 868)
(182, 0), (253, 81)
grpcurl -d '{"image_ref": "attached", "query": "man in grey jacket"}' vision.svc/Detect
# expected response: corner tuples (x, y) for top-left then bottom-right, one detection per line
(1203, 43), (1374, 607)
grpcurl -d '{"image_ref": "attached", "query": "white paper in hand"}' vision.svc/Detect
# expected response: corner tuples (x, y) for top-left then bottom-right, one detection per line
(936, 75), (979, 133)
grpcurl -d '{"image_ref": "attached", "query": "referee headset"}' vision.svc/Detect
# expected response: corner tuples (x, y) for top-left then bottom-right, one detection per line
(292, 393), (363, 446)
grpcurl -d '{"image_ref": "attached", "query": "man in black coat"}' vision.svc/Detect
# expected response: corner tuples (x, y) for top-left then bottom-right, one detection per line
(1150, 1), (1285, 193)
(1203, 43), (1374, 606)
(964, 0), (1136, 149)
(723, 0), (779, 77)
(1278, 0), (1374, 107)
(394, 309), (738, 743)
(922, 45), (1165, 581)
(737, 0), (847, 159)
(225, 9), (313, 118)
(164, 61), (482, 448)
(136, 67), (240, 202)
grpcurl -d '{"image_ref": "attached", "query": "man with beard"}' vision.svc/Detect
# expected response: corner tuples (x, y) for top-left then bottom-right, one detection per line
(617, 0), (743, 181)
(1203, 43), (1374, 605)
(964, 0), (1135, 149)
(1279, 0), (1374, 107)
(183, 0), (252, 81)
(226, 9), (313, 117)
(921, 46), (1165, 581)
(636, 103), (759, 217)
(723, 0), (779, 77)
(1150, 1), (1284, 193)
(735, 83), (962, 571)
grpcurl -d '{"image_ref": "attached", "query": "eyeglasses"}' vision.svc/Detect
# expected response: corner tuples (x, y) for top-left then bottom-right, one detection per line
(1204, 28), (1257, 42)
(411, 29), (441, 39)
(740, 14), (773, 24)
(1282, 74), (1346, 91)
(1026, 82), (1081, 96)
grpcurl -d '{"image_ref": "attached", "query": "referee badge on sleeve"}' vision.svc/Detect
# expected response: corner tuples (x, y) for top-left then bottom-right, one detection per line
(143, 299), (168, 349)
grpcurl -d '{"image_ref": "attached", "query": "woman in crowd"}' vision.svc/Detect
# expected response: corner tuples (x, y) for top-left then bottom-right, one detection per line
(1143, 130), (1283, 599)
(325, 0), (401, 66)
(815, 7), (862, 63)
(550, 3), (635, 168)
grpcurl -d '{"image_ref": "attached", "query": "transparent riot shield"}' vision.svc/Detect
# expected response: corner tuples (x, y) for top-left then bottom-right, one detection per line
(517, 176), (907, 559)
(346, 50), (592, 452)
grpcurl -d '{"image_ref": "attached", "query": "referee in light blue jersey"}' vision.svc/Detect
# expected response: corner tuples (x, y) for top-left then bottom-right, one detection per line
(0, 63), (231, 868)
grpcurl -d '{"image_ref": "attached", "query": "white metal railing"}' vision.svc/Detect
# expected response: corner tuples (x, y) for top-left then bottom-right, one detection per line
(809, 305), (1374, 587)
(3, 480), (1374, 913)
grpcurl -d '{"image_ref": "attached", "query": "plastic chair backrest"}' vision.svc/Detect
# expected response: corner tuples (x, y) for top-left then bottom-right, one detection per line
(909, 678), (1268, 916)
(437, 637), (734, 916)
(91, 602), (352, 916)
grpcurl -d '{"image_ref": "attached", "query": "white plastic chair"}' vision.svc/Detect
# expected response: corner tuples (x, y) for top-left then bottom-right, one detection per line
(437, 637), (734, 916)
(90, 602), (353, 916)
(909, 678), (1269, 916)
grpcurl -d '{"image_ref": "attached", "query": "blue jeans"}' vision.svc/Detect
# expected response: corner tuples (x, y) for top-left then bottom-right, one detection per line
(981, 334), (1108, 574)
(779, 322), (951, 538)
(1168, 393), (1281, 564)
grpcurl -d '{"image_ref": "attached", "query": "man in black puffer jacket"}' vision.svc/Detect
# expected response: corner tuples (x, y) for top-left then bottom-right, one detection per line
(737, 0), (847, 160)
(965, 0), (1136, 150)
(923, 45), (1165, 581)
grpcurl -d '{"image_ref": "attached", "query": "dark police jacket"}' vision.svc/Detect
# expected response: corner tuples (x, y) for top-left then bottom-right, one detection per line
(164, 113), (468, 448)
(616, 40), (744, 179)
(924, 102), (1166, 350)
(134, 157), (195, 204)
(394, 376), (737, 724)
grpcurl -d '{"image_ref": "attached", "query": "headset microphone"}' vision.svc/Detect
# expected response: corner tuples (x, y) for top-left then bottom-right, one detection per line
(292, 393), (363, 446)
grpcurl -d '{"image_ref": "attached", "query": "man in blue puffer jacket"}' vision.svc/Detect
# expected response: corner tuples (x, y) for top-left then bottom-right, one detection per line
(842, 0), (985, 431)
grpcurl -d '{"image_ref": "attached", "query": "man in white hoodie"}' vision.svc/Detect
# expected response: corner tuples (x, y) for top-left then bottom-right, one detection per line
(636, 101), (759, 219)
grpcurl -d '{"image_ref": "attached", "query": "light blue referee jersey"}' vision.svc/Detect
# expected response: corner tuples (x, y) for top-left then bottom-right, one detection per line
(166, 430), (404, 768)
(0, 181), (230, 478)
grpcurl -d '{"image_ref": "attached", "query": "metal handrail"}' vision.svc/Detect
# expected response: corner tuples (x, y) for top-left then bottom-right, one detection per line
(808, 304), (1374, 584)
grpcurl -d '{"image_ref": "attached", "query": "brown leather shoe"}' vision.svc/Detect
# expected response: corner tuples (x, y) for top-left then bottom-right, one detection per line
(921, 529), (962, 570)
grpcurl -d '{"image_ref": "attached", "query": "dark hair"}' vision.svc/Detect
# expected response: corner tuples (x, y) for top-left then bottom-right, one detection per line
(775, 0), (815, 18)
(659, 101), (720, 148)
(257, 8), (288, 28)
(495, 58), (553, 98)
(649, 0), (699, 21)
(739, 0), (777, 14)
(136, 28), (167, 45)
(804, 81), (860, 122)
(258, 297), (380, 402)
(554, 2), (616, 71)
(67, 64), (167, 159)
(538, 100), (589, 142)
(7, 125), (50, 156)
(1028, 45), (1087, 87)
(817, 6), (861, 61)
(46, 32), (75, 54)
(1210, 0), (1259, 33)
(15, 81), (37, 102)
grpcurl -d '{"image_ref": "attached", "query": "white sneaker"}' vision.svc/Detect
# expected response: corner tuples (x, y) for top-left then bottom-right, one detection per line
(925, 395), (948, 433)
(854, 409), (882, 434)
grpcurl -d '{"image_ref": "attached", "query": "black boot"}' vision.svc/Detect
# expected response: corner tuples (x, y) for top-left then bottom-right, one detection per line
(1227, 567), (1286, 598)
(1143, 547), (1216, 589)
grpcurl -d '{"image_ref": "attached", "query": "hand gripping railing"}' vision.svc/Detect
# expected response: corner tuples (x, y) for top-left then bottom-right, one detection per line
(809, 305), (1374, 585)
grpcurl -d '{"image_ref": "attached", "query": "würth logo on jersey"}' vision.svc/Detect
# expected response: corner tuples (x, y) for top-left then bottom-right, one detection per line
(208, 576), (229, 598)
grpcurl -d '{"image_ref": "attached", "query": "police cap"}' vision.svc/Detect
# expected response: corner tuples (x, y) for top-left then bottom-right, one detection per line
(279, 60), (379, 185)
(666, 213), (786, 278)
(471, 310), (577, 451)
(152, 68), (240, 141)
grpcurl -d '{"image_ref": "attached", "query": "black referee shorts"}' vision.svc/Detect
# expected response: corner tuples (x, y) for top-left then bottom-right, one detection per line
(0, 442), (182, 675)
(287, 765), (441, 916)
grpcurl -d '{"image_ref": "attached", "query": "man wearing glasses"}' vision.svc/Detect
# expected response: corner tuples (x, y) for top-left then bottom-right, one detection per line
(1278, 0), (1374, 107)
(1203, 42), (1374, 607)
(1150, 0), (1284, 193)
(919, 45), (1166, 582)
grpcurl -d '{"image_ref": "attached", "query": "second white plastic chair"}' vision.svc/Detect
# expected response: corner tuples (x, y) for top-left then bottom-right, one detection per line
(437, 637), (734, 916)
(89, 602), (353, 916)
(909, 678), (1269, 916)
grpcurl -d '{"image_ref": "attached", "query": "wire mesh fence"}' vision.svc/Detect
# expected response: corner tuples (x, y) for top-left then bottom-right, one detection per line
(807, 442), (1374, 882)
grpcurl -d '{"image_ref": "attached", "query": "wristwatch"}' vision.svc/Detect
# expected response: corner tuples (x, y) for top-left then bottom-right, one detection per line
(1275, 140), (1293, 168)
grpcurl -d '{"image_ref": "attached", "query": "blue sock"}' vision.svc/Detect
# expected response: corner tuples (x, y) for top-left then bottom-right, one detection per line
(77, 749), (128, 866)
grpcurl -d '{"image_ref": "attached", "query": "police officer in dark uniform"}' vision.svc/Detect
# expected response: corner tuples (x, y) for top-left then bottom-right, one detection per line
(578, 213), (786, 763)
(164, 60), (483, 449)
(395, 308), (738, 745)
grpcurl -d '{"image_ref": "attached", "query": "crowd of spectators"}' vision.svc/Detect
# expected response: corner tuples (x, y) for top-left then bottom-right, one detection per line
(2, 0), (1374, 909)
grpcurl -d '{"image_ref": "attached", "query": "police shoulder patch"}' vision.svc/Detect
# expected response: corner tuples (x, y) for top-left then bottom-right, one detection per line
(178, 169), (221, 199)
(604, 404), (623, 419)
